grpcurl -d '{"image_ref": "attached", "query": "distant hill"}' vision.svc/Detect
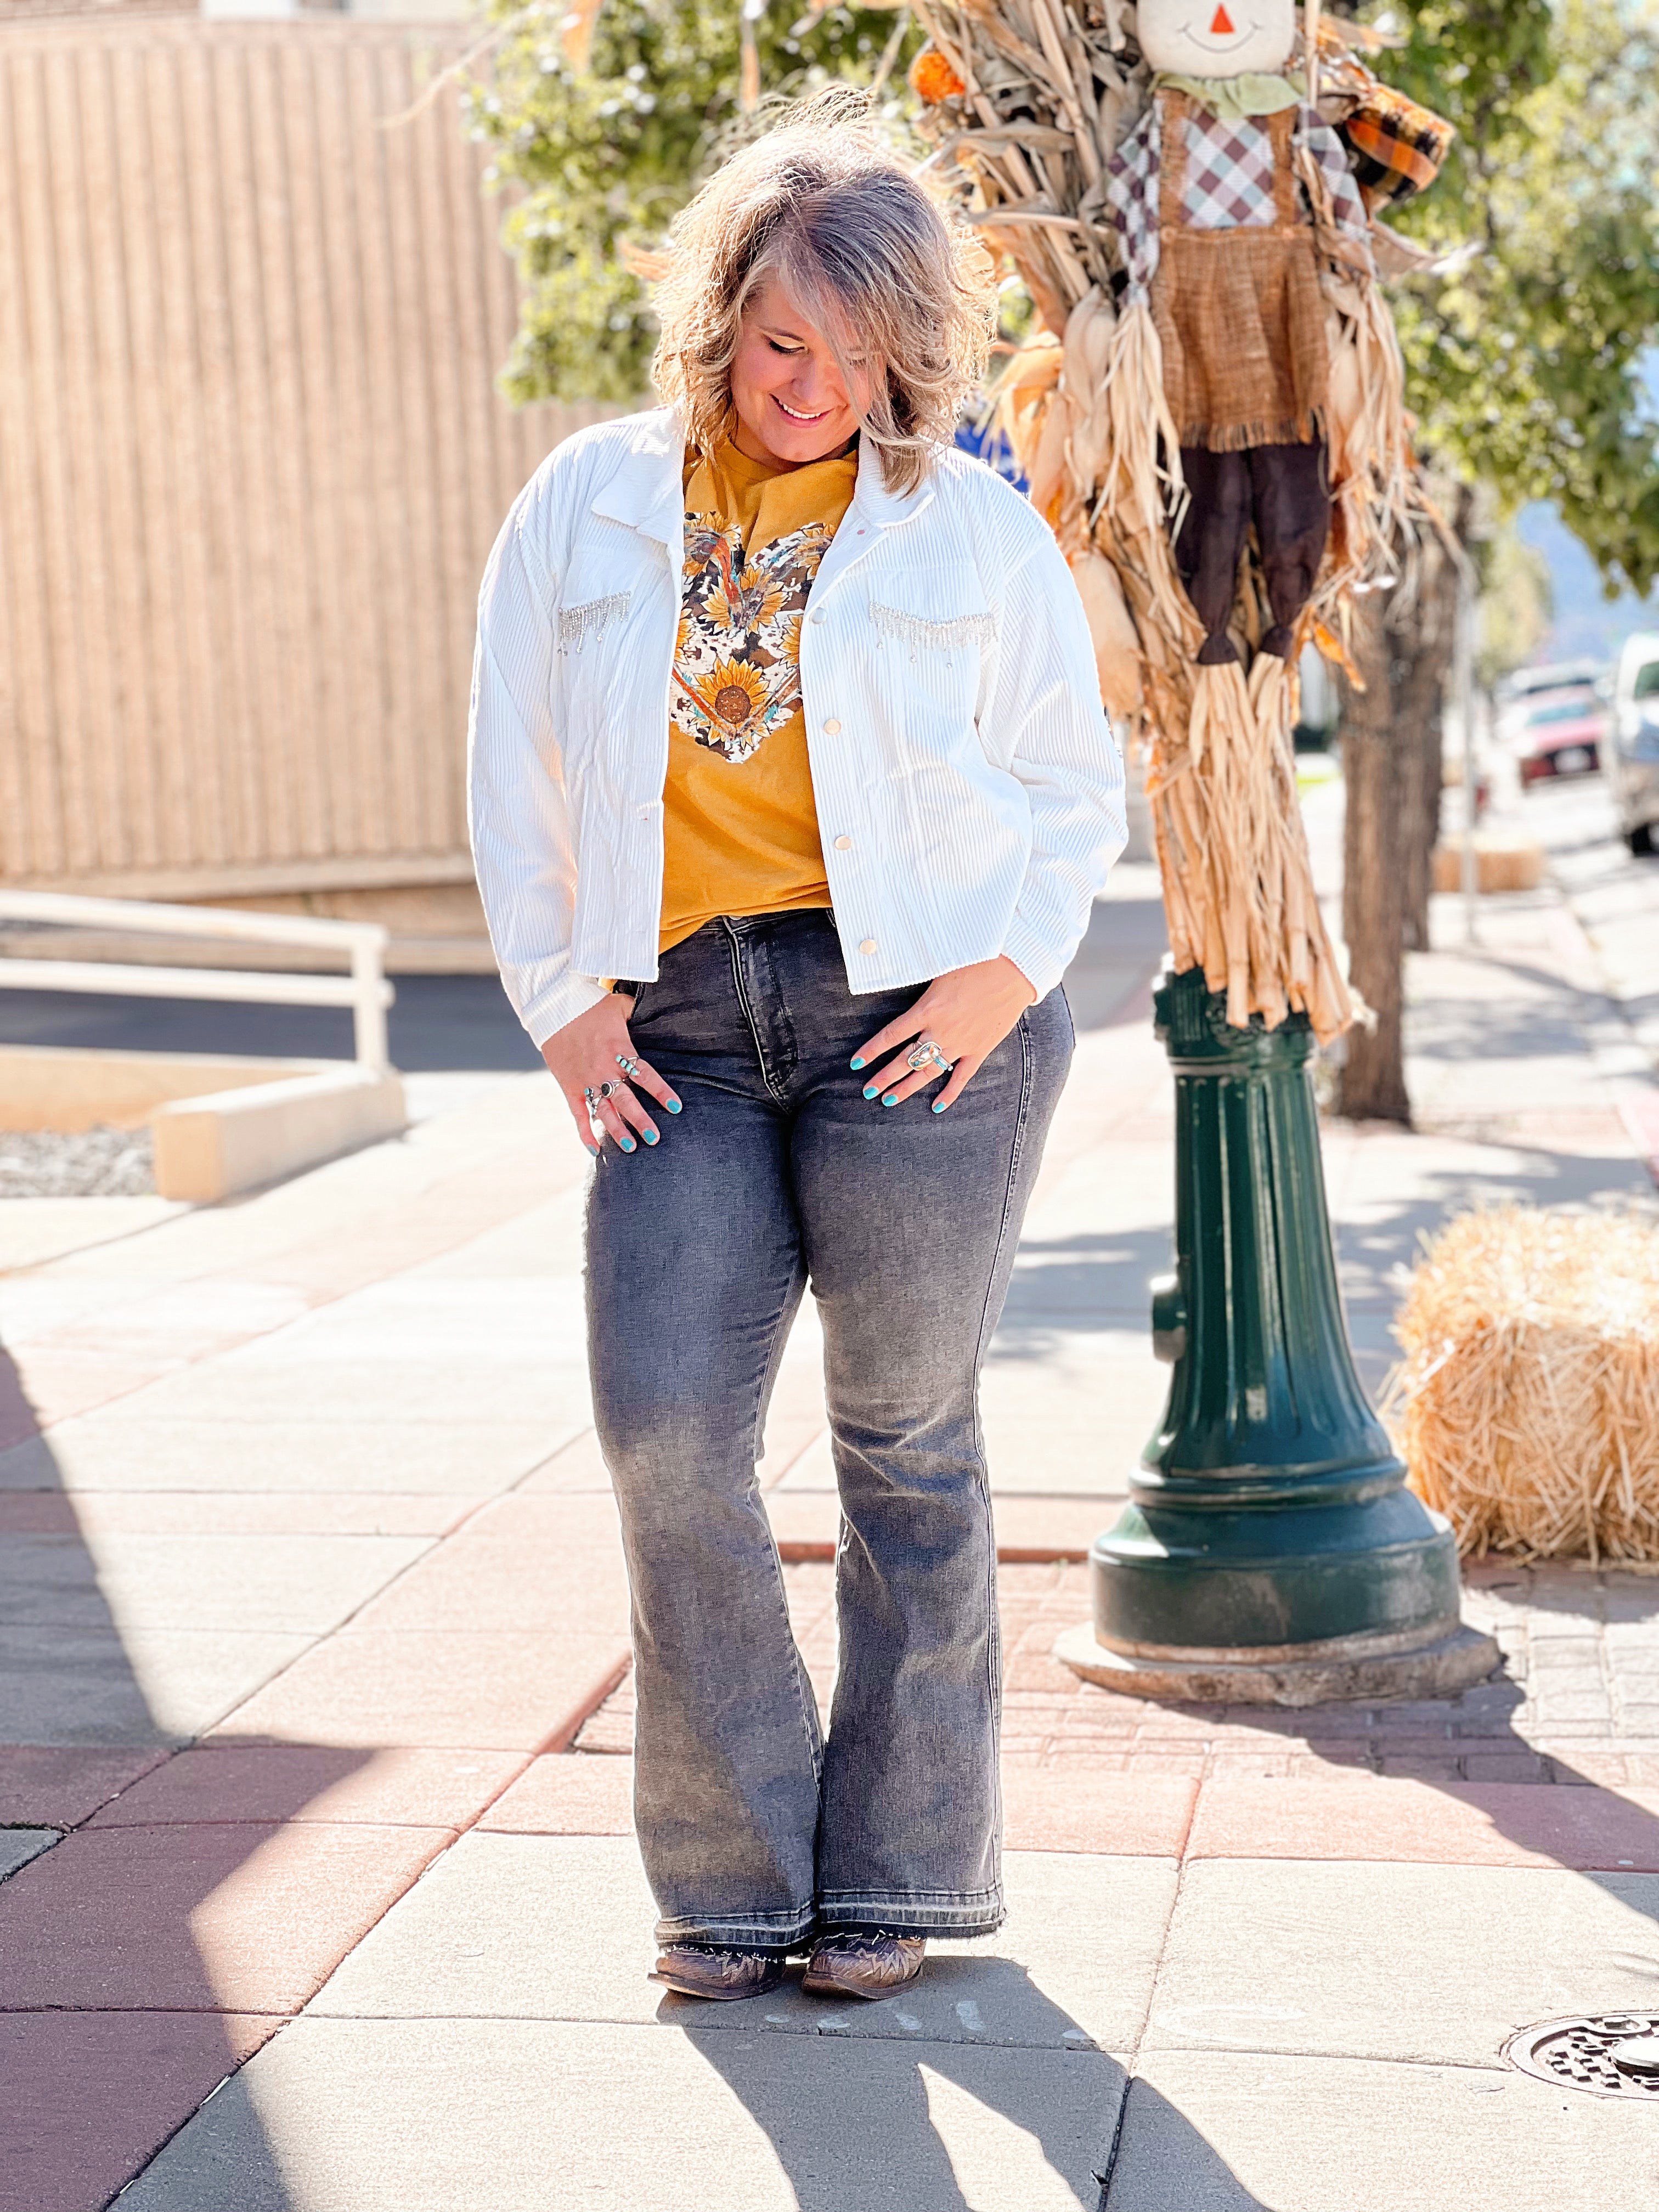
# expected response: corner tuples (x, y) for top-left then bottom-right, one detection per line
(1517, 503), (1659, 669)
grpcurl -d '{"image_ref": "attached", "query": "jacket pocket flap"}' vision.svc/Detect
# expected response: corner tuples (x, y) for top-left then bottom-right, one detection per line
(870, 601), (996, 657)
(558, 590), (631, 653)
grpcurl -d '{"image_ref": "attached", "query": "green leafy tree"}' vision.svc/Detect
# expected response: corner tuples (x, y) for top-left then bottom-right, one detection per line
(1333, 0), (1659, 1120)
(1383, 0), (1659, 595)
(464, 0), (918, 406)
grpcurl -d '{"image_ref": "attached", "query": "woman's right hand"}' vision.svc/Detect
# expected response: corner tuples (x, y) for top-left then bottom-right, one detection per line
(540, 994), (681, 1158)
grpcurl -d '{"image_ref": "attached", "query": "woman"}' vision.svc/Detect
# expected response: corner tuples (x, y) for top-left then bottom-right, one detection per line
(469, 96), (1126, 2004)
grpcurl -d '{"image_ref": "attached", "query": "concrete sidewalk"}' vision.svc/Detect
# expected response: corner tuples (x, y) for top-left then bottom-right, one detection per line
(3, 780), (1659, 2210)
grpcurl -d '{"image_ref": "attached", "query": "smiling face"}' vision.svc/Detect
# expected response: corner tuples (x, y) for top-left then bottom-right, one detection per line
(1137, 0), (1297, 77)
(727, 273), (870, 470)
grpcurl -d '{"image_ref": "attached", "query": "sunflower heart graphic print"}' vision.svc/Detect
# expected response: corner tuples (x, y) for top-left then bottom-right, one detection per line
(673, 515), (837, 765)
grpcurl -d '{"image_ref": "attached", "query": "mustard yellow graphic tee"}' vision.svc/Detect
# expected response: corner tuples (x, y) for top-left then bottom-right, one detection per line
(659, 433), (857, 954)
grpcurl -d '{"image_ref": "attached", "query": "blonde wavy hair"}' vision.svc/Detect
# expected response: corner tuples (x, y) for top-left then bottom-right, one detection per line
(651, 93), (997, 496)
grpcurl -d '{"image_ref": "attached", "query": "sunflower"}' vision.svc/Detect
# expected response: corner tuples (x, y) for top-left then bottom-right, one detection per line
(686, 658), (775, 755)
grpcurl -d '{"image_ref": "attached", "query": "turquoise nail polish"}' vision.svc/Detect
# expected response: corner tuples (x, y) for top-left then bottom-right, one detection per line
(644, 1131), (658, 1145)
(932, 1101), (946, 1113)
(882, 1093), (897, 1107)
(667, 1099), (682, 1113)
(862, 1085), (877, 1099)
(620, 1137), (636, 1153)
(850, 1056), (866, 1070)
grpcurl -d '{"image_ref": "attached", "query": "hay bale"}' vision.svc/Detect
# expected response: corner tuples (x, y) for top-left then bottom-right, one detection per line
(1431, 834), (1545, 894)
(1388, 1205), (1659, 1562)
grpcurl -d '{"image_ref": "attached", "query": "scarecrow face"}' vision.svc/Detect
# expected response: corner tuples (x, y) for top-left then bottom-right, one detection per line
(1137, 0), (1297, 78)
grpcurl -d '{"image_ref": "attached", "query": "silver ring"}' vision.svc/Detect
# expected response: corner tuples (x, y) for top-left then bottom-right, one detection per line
(906, 1039), (951, 1076)
(584, 1080), (624, 1109)
(614, 1054), (639, 1079)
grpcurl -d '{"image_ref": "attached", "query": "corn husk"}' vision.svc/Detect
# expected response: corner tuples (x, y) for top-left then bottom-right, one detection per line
(916, 0), (1431, 1040)
(1386, 1206), (1659, 1562)
(1069, 550), (1143, 718)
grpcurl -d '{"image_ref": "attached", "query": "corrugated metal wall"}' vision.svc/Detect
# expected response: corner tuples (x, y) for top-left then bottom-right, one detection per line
(0, 15), (597, 899)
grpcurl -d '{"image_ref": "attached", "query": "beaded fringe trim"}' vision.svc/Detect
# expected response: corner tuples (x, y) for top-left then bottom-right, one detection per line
(870, 602), (996, 659)
(557, 591), (631, 653)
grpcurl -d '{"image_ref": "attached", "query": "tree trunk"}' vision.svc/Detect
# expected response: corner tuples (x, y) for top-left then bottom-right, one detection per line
(1400, 520), (1464, 951)
(1338, 586), (1414, 1124)
(1399, 640), (1446, 954)
(1336, 529), (1462, 1121)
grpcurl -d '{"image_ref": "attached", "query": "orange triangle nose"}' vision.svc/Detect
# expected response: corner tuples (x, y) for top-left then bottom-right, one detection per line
(1210, 3), (1236, 29)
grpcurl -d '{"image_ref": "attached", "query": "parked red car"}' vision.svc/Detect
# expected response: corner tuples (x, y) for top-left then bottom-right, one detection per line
(1506, 684), (1606, 786)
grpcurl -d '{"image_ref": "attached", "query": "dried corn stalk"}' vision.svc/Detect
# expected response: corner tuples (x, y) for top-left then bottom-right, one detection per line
(911, 0), (1426, 1039)
(1387, 1207), (1659, 1564)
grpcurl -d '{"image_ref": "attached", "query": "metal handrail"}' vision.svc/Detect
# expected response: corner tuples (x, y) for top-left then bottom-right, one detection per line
(0, 889), (393, 1069)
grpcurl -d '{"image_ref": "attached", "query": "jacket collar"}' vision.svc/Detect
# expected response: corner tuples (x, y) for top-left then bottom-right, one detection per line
(589, 405), (939, 543)
(589, 409), (686, 544)
(850, 430), (937, 532)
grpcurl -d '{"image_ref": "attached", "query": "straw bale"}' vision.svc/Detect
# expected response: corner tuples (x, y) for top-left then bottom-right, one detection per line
(1430, 834), (1544, 895)
(1388, 1205), (1659, 1562)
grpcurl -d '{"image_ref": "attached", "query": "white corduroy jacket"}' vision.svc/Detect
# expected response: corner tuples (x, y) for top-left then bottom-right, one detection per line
(467, 407), (1127, 1046)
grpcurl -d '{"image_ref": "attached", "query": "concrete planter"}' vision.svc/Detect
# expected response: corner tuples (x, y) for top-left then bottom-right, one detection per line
(0, 1045), (405, 1202)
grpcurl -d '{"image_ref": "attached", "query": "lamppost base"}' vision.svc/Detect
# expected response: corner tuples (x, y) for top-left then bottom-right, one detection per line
(1053, 1617), (1500, 1708)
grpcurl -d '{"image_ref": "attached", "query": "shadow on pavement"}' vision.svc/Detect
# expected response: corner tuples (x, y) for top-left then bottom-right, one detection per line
(682, 1962), (1274, 2212)
(0, 1338), (311, 2212)
(0, 974), (542, 1073)
(0, 896), (1171, 1071)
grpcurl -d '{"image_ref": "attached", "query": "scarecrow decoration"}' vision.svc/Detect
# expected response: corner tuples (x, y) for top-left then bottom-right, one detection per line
(910, 0), (1452, 1038)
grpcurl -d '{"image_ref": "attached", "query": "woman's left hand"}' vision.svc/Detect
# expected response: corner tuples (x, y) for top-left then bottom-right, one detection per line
(853, 955), (1038, 1114)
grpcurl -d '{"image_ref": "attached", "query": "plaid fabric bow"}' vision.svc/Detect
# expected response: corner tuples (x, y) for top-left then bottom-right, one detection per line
(1341, 82), (1455, 208)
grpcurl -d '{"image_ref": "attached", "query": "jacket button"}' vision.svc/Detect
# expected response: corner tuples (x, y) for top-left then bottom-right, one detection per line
(823, 717), (842, 735)
(809, 610), (827, 625)
(833, 835), (853, 851)
(859, 938), (877, 956)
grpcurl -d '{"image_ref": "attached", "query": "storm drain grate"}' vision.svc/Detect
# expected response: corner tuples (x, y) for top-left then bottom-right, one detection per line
(1504, 2015), (1659, 2099)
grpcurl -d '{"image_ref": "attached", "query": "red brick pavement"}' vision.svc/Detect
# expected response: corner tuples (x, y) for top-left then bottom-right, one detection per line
(577, 1560), (1659, 1790)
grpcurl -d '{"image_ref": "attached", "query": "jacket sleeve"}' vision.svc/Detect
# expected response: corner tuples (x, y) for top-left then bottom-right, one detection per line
(466, 498), (612, 1049)
(986, 522), (1128, 1002)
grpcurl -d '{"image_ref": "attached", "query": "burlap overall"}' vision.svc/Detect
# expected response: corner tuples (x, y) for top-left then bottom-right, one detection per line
(1150, 93), (1329, 453)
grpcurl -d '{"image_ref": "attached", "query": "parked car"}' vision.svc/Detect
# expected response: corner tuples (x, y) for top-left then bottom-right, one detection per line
(1610, 630), (1659, 856)
(1504, 678), (1607, 786)
(1497, 658), (1605, 707)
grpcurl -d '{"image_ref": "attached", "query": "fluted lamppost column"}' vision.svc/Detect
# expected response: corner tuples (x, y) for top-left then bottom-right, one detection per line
(1055, 964), (1499, 1705)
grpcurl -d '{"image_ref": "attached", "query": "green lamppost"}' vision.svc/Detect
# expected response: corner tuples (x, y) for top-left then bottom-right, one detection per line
(1054, 964), (1499, 1704)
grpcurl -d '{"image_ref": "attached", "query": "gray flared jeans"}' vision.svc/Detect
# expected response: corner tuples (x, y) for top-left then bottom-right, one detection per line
(585, 911), (1071, 1951)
